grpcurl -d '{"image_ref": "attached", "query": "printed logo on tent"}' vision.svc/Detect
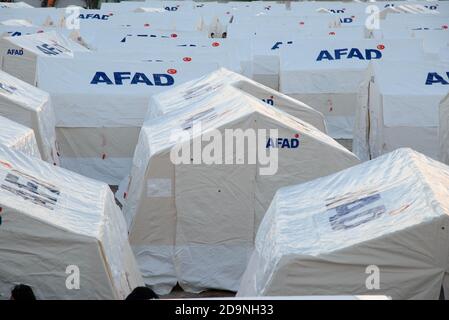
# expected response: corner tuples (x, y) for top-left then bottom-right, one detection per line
(316, 46), (384, 61)
(1, 168), (60, 210)
(7, 48), (23, 56)
(328, 8), (346, 14)
(78, 14), (110, 20)
(183, 83), (222, 100)
(266, 133), (300, 149)
(212, 42), (220, 47)
(165, 5), (179, 11)
(90, 71), (175, 86)
(7, 31), (27, 37)
(35, 42), (70, 56)
(340, 16), (355, 24)
(0, 82), (17, 94)
(425, 72), (449, 85)
(327, 193), (386, 231)
(262, 96), (274, 106)
(271, 40), (293, 50)
(182, 57), (192, 62)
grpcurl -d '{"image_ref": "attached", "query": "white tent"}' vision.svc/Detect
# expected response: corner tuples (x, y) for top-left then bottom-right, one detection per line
(36, 57), (219, 184)
(440, 46), (449, 61)
(116, 67), (327, 204)
(367, 13), (449, 38)
(440, 93), (449, 164)
(0, 2), (34, 9)
(0, 19), (34, 26)
(354, 60), (449, 161)
(76, 27), (207, 51)
(0, 144), (143, 299)
(0, 70), (58, 164)
(105, 37), (253, 78)
(0, 26), (44, 37)
(146, 68), (326, 132)
(238, 148), (449, 299)
(227, 15), (343, 40)
(123, 85), (359, 294)
(251, 28), (366, 90)
(0, 116), (40, 158)
(0, 30), (89, 84)
(280, 39), (426, 139)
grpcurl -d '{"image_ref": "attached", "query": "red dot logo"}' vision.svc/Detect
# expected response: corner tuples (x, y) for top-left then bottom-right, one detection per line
(329, 32), (336, 35)
(171, 33), (178, 38)
(183, 57), (192, 62)
(442, 25), (448, 29)
(294, 133), (300, 138)
(212, 42), (220, 47)
(109, 13), (114, 16)
(144, 23), (150, 27)
(37, 30), (44, 33)
(299, 21), (305, 25)
(377, 44), (385, 50)
(167, 69), (177, 74)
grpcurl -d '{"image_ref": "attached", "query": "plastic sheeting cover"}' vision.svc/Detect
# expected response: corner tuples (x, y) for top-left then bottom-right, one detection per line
(0, 144), (143, 299)
(238, 148), (449, 299)
(124, 85), (358, 294)
(0, 116), (40, 158)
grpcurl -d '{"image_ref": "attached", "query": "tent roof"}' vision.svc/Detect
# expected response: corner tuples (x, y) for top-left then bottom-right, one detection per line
(2, 30), (88, 57)
(0, 144), (112, 239)
(147, 68), (321, 120)
(0, 70), (49, 111)
(371, 60), (449, 96)
(0, 116), (34, 148)
(143, 85), (349, 157)
(257, 148), (449, 258)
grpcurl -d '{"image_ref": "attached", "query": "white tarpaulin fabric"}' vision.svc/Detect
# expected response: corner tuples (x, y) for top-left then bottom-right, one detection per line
(123, 85), (359, 294)
(0, 144), (143, 299)
(36, 57), (218, 184)
(75, 50), (239, 74)
(95, 37), (253, 78)
(0, 116), (40, 158)
(280, 39), (426, 139)
(251, 29), (365, 90)
(440, 93), (449, 164)
(146, 68), (326, 132)
(0, 26), (45, 37)
(0, 70), (58, 164)
(76, 26), (207, 51)
(0, 30), (89, 84)
(238, 148), (449, 299)
(354, 60), (449, 161)
(0, 2), (34, 8)
(0, 19), (34, 26)
(0, 8), (61, 27)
